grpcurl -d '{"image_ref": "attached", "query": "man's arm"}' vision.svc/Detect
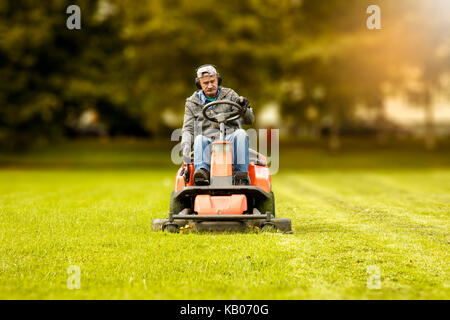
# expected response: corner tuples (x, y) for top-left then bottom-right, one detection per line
(228, 90), (254, 125)
(181, 100), (195, 163)
(242, 104), (255, 125)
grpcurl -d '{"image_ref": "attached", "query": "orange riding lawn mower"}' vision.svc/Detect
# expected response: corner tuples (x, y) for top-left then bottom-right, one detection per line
(152, 100), (292, 233)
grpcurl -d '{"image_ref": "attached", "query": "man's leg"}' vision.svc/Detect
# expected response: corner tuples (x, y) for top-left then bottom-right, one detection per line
(225, 129), (250, 184)
(193, 135), (212, 184)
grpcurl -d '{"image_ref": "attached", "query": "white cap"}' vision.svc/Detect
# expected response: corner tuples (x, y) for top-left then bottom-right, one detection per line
(196, 65), (218, 78)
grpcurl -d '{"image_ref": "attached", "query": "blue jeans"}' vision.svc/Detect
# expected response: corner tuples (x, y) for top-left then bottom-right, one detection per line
(194, 129), (249, 173)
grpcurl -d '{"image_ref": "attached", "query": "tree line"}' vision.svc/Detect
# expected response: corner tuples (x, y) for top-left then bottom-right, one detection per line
(0, 0), (448, 149)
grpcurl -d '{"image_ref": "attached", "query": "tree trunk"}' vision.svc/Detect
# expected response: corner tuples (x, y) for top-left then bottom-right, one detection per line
(329, 105), (341, 151)
(376, 101), (388, 146)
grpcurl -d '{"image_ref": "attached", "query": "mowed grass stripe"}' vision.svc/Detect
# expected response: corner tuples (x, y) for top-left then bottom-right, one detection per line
(272, 171), (449, 299)
(277, 171), (449, 238)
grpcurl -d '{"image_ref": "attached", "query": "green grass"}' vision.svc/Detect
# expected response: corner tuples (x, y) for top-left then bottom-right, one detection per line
(0, 142), (449, 299)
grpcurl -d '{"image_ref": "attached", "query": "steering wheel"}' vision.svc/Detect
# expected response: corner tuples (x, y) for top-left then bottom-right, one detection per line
(202, 100), (246, 123)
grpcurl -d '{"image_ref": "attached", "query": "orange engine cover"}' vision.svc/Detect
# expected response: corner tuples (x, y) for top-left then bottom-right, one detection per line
(194, 194), (247, 215)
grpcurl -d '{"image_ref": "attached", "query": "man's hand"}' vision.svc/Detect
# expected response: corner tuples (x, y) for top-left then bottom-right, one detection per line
(182, 145), (191, 164)
(180, 163), (190, 183)
(237, 96), (250, 109)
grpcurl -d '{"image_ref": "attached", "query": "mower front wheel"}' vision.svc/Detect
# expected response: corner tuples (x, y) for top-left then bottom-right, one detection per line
(261, 222), (277, 232)
(162, 223), (179, 233)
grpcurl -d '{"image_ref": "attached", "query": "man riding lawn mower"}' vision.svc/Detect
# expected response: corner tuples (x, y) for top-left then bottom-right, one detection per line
(152, 65), (292, 233)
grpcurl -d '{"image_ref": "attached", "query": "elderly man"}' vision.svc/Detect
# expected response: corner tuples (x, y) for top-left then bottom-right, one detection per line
(181, 64), (255, 185)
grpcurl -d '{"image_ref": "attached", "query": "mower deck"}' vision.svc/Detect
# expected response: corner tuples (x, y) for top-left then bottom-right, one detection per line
(152, 217), (292, 232)
(151, 206), (292, 232)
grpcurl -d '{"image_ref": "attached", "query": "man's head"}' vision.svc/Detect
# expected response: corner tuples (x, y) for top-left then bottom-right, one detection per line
(195, 65), (222, 98)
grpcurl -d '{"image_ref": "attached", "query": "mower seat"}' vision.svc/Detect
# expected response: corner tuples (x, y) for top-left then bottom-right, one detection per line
(189, 148), (267, 166)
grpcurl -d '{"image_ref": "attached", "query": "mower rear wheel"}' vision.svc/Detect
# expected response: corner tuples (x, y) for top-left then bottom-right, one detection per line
(255, 191), (276, 218)
(169, 191), (185, 216)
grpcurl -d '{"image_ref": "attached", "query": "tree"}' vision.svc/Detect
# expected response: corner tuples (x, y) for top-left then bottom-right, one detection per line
(0, 0), (127, 149)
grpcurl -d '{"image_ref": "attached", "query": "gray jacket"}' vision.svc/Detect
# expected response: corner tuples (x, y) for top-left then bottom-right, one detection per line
(181, 87), (255, 149)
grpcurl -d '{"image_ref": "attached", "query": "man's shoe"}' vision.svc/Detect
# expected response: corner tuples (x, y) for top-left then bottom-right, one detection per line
(193, 168), (210, 185)
(233, 171), (250, 185)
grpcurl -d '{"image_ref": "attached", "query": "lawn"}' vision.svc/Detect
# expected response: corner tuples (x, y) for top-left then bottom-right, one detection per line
(0, 141), (449, 299)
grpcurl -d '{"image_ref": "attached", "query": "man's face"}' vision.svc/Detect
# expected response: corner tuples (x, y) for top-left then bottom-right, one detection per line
(199, 75), (218, 98)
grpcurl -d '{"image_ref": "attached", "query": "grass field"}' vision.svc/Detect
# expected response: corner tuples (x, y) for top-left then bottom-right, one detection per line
(0, 141), (449, 299)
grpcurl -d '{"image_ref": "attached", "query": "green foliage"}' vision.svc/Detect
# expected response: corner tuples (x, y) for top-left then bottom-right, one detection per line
(0, 0), (126, 148)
